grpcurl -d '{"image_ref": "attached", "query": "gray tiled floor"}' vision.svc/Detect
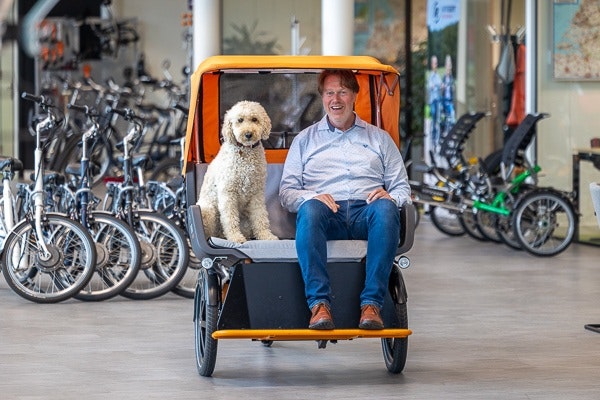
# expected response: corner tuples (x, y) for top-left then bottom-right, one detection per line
(1, 218), (600, 399)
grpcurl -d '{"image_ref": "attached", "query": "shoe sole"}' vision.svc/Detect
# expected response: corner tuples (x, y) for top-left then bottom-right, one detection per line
(358, 321), (384, 330)
(309, 319), (335, 330)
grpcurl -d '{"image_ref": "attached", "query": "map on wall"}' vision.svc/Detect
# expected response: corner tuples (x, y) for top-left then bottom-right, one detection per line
(554, 0), (600, 80)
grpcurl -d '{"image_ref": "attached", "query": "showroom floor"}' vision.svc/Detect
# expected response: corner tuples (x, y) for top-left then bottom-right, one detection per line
(1, 218), (600, 399)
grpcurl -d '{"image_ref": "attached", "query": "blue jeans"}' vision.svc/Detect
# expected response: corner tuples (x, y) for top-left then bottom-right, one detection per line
(295, 199), (400, 310)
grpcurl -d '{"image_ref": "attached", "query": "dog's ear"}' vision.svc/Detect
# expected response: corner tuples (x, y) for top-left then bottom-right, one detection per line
(259, 106), (272, 140)
(221, 109), (235, 144)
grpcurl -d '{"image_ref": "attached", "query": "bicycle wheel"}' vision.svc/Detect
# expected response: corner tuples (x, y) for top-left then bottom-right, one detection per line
(429, 206), (465, 236)
(121, 210), (189, 300)
(75, 212), (142, 301)
(496, 213), (522, 250)
(1, 213), (96, 303)
(475, 210), (502, 242)
(382, 264), (408, 374)
(459, 210), (487, 241)
(512, 189), (576, 257)
(194, 267), (219, 377)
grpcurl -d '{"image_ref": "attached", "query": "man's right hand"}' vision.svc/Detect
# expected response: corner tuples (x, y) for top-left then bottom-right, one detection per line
(314, 194), (340, 213)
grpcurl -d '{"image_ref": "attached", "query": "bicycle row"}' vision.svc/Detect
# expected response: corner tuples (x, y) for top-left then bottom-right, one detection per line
(34, 62), (188, 188)
(409, 111), (577, 257)
(0, 93), (199, 303)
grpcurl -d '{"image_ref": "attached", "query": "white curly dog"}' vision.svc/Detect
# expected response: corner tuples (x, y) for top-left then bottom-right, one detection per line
(197, 100), (278, 243)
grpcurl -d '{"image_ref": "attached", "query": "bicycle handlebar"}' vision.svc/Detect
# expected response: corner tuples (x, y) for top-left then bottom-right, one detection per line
(67, 103), (90, 113)
(21, 92), (51, 106)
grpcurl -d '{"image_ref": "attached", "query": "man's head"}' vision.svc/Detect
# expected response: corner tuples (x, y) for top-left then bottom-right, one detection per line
(431, 55), (438, 70)
(318, 70), (359, 131)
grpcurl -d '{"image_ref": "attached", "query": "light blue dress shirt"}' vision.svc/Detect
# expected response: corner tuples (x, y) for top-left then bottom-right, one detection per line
(279, 114), (411, 213)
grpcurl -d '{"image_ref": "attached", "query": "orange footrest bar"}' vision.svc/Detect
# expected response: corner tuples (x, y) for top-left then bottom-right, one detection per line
(212, 328), (412, 341)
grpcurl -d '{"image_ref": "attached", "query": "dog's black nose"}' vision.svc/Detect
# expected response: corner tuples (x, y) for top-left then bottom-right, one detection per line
(245, 132), (253, 139)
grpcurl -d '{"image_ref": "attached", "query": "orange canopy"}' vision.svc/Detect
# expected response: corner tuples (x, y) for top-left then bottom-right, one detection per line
(183, 55), (401, 171)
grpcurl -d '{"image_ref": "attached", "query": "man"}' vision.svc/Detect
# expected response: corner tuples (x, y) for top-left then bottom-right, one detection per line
(428, 55), (442, 151)
(279, 69), (411, 330)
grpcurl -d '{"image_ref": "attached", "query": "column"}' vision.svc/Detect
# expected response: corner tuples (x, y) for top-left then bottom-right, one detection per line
(321, 0), (354, 55)
(193, 0), (221, 70)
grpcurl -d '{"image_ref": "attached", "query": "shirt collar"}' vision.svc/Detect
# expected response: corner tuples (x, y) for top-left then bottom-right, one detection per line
(323, 113), (363, 132)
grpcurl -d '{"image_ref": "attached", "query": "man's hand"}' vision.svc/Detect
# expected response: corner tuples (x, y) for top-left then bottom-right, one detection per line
(367, 187), (394, 204)
(314, 194), (340, 213)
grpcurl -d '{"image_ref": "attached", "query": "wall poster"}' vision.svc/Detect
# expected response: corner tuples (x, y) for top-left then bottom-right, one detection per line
(425, 0), (459, 167)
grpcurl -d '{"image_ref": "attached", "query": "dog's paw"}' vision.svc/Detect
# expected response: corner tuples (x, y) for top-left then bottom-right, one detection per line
(256, 231), (279, 241)
(226, 233), (247, 243)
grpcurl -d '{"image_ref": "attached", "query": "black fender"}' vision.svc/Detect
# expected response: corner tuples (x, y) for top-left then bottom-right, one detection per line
(388, 264), (408, 305)
(193, 269), (221, 322)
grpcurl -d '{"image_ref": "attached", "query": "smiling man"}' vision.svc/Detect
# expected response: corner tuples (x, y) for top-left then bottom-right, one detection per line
(279, 69), (411, 330)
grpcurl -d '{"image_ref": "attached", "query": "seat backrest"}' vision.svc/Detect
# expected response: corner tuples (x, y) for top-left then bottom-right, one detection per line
(439, 111), (487, 168)
(501, 113), (547, 170)
(192, 163), (297, 240)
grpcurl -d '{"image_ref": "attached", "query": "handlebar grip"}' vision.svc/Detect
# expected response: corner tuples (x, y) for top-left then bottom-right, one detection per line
(67, 103), (89, 113)
(21, 92), (45, 104)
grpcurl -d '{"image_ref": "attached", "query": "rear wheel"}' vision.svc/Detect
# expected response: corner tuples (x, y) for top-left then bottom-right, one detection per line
(475, 210), (502, 242)
(194, 268), (219, 377)
(459, 210), (487, 241)
(513, 189), (576, 257)
(429, 206), (464, 236)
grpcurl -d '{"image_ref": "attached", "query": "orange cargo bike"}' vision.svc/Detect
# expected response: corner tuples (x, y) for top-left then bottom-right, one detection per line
(183, 55), (416, 376)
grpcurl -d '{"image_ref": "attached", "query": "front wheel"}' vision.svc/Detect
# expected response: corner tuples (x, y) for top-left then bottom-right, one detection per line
(75, 212), (142, 301)
(121, 211), (189, 300)
(1, 214), (96, 303)
(194, 268), (220, 377)
(512, 189), (576, 257)
(383, 264), (408, 373)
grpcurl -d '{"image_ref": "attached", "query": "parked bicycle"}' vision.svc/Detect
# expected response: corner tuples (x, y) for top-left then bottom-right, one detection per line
(1, 93), (97, 303)
(53, 102), (143, 301)
(411, 113), (577, 256)
(102, 106), (189, 300)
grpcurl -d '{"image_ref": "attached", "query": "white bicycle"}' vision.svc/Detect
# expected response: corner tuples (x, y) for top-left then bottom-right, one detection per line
(1, 93), (97, 303)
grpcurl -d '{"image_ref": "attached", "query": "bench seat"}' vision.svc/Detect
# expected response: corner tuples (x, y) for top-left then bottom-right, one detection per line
(186, 163), (414, 264)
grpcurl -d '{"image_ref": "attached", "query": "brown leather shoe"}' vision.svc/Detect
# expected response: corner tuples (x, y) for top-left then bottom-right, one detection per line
(309, 303), (335, 330)
(359, 305), (384, 329)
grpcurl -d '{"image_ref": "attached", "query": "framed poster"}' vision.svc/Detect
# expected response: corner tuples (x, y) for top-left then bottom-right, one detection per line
(553, 0), (600, 80)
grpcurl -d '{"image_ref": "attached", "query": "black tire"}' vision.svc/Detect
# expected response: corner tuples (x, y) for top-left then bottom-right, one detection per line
(475, 210), (502, 242)
(75, 212), (142, 301)
(459, 210), (487, 241)
(496, 213), (522, 250)
(194, 268), (219, 377)
(1, 213), (96, 303)
(429, 206), (465, 236)
(383, 264), (408, 374)
(121, 211), (189, 300)
(512, 189), (576, 257)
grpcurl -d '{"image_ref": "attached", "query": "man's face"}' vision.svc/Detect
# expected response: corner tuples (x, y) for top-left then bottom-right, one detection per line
(321, 74), (357, 129)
